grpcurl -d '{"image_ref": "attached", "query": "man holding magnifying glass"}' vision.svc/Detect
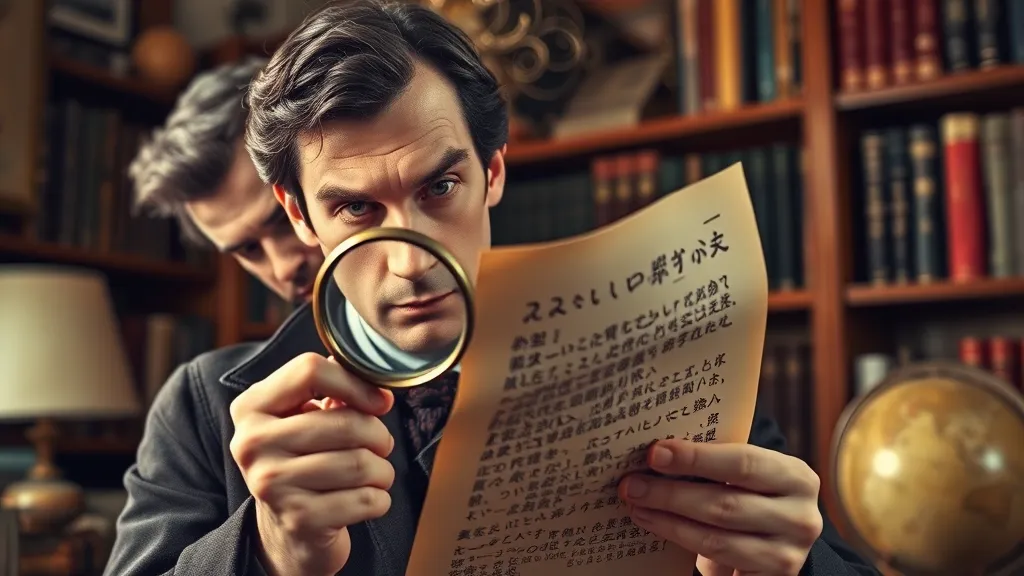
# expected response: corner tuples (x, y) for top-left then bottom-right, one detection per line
(104, 1), (878, 575)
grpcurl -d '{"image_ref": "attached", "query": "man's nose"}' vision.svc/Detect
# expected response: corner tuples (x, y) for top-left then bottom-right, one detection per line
(264, 240), (302, 284)
(386, 238), (436, 282)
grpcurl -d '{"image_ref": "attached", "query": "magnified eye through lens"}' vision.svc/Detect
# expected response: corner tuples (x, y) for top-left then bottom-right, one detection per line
(313, 228), (475, 389)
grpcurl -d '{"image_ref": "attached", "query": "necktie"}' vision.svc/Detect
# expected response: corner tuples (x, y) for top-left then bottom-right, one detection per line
(399, 371), (458, 453)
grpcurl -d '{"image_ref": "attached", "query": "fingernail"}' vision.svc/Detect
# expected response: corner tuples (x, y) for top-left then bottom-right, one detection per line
(650, 445), (672, 468)
(626, 477), (648, 499)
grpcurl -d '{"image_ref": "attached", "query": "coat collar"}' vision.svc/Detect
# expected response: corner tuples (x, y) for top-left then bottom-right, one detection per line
(219, 302), (327, 390)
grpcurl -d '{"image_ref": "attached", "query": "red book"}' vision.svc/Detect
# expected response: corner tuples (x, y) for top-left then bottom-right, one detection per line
(890, 0), (913, 84)
(941, 113), (986, 281)
(697, 0), (716, 110)
(838, 0), (864, 91)
(864, 0), (891, 89)
(912, 0), (941, 80)
(959, 337), (987, 368)
(988, 337), (1019, 388)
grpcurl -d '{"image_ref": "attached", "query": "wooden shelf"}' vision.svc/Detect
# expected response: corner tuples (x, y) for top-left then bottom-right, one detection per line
(505, 99), (804, 165)
(835, 66), (1024, 112)
(846, 278), (1024, 307)
(49, 54), (177, 107)
(0, 235), (215, 283)
(768, 289), (813, 312)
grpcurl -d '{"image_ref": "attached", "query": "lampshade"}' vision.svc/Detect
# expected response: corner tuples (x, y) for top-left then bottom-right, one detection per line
(0, 265), (141, 421)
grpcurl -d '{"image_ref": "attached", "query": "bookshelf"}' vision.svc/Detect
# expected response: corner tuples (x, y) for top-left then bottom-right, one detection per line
(4, 0), (1023, 527)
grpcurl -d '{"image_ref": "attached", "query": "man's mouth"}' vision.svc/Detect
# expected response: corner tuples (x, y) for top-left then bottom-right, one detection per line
(294, 284), (314, 303)
(392, 290), (454, 310)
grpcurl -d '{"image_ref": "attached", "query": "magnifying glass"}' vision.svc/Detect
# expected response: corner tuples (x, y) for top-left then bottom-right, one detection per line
(311, 227), (476, 389)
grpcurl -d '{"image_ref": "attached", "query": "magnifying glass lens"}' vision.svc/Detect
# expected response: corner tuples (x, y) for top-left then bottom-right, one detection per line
(313, 229), (474, 389)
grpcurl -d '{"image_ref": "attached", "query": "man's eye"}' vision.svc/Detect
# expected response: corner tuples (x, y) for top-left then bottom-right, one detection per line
(344, 202), (369, 216)
(428, 180), (456, 197)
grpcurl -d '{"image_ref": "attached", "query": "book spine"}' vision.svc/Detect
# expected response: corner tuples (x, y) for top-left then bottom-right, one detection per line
(980, 113), (1013, 277)
(772, 145), (798, 289)
(941, 113), (986, 281)
(788, 0), (802, 90)
(755, 0), (776, 101)
(943, 0), (973, 71)
(1009, 0), (1024, 63)
(865, 0), (891, 89)
(959, 336), (987, 368)
(682, 0), (701, 114)
(886, 127), (912, 283)
(891, 0), (914, 84)
(747, 148), (775, 287)
(715, 0), (742, 109)
(988, 336), (1019, 388)
(913, 0), (942, 80)
(591, 158), (614, 228)
(697, 0), (717, 110)
(973, 0), (1002, 68)
(1011, 109), (1024, 275)
(863, 131), (890, 284)
(773, 0), (793, 97)
(838, 0), (864, 91)
(910, 124), (941, 282)
(612, 154), (636, 222)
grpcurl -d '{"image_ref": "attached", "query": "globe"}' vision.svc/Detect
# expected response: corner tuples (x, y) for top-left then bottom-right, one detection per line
(831, 361), (1024, 576)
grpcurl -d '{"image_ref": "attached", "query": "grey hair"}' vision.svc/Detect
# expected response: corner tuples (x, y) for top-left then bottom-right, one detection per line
(128, 56), (267, 246)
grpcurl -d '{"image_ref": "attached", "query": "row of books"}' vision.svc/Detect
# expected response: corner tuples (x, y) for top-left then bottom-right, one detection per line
(491, 144), (807, 291)
(670, 0), (802, 115)
(857, 108), (1024, 285)
(837, 0), (1024, 93)
(853, 334), (1024, 398)
(32, 97), (206, 266)
(757, 339), (813, 466)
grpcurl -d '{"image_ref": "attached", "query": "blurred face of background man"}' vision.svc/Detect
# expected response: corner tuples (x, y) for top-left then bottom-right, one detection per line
(129, 58), (324, 305)
(244, 1), (510, 358)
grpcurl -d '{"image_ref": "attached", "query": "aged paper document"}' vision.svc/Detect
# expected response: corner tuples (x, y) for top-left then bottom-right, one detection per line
(408, 163), (769, 576)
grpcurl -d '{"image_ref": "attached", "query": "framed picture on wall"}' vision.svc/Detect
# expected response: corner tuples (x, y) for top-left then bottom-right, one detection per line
(50, 0), (133, 47)
(0, 0), (45, 214)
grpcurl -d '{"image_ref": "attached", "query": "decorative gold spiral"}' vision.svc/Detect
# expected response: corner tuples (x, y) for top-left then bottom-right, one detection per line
(420, 0), (587, 102)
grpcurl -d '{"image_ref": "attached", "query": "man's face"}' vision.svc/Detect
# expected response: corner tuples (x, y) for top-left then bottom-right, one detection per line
(187, 141), (325, 304)
(278, 60), (506, 356)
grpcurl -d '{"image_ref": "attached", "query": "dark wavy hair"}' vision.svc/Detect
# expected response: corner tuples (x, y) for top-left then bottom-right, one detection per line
(243, 0), (508, 225)
(129, 57), (266, 245)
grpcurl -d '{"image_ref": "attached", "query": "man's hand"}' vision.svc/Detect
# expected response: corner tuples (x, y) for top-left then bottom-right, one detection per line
(618, 440), (823, 576)
(229, 353), (396, 576)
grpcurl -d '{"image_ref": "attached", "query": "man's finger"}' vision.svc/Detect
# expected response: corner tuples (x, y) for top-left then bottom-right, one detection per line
(630, 506), (806, 575)
(647, 440), (819, 496)
(619, 474), (808, 535)
(262, 408), (394, 458)
(242, 353), (393, 417)
(271, 448), (396, 492)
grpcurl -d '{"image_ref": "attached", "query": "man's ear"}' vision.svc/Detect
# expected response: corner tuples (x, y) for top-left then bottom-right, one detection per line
(273, 184), (319, 247)
(485, 145), (507, 209)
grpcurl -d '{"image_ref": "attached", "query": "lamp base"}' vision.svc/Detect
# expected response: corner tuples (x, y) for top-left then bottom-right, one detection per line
(1, 477), (84, 535)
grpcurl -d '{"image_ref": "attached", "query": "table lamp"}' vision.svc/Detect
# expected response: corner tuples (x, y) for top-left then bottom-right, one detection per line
(0, 265), (141, 536)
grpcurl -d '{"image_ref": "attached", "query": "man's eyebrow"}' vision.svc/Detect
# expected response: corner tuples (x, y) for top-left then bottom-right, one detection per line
(222, 205), (287, 253)
(313, 147), (471, 204)
(413, 147), (471, 188)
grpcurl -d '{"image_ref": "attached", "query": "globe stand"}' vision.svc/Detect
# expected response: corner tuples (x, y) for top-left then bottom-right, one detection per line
(830, 361), (1024, 576)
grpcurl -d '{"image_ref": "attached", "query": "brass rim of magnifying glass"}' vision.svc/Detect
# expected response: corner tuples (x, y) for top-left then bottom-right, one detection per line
(312, 227), (475, 390)
(829, 360), (1024, 575)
